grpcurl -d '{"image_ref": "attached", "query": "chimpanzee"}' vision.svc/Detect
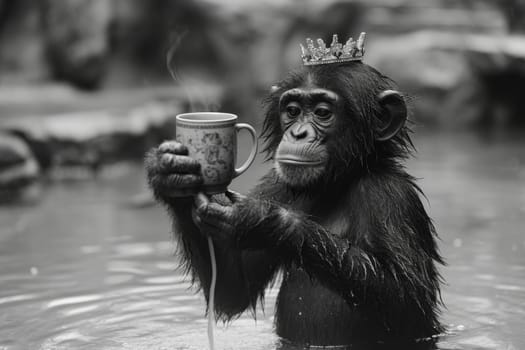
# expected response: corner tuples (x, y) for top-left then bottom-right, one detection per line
(146, 51), (443, 347)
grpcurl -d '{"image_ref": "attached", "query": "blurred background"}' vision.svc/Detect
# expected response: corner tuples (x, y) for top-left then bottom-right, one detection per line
(0, 1), (524, 349)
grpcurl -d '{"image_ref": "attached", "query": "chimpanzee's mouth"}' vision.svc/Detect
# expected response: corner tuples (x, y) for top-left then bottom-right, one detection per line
(276, 156), (324, 166)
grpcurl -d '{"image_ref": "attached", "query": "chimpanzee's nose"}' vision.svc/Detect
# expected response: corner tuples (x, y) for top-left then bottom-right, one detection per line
(291, 124), (309, 140)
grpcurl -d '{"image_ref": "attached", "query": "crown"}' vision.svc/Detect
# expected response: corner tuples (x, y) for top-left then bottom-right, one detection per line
(300, 32), (366, 66)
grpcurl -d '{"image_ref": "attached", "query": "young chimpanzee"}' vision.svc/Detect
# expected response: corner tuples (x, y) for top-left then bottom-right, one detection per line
(146, 37), (443, 347)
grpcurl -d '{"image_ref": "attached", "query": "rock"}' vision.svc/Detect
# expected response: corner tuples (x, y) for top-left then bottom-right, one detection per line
(0, 84), (222, 176)
(368, 31), (525, 128)
(1, 95), (188, 178)
(367, 32), (469, 127)
(0, 133), (41, 203)
(0, 142), (27, 168)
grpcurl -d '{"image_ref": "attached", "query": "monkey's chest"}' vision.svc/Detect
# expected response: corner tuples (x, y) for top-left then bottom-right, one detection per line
(274, 267), (359, 345)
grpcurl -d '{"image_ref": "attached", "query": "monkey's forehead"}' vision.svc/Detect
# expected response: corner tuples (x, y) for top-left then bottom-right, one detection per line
(279, 88), (339, 104)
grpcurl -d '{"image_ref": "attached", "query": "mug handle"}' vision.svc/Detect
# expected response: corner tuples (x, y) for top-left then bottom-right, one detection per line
(234, 123), (258, 178)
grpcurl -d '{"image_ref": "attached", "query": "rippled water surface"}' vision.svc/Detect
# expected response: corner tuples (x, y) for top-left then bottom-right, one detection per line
(0, 132), (524, 349)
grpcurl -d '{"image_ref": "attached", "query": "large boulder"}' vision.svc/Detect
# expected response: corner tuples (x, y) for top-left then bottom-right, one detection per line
(0, 133), (41, 203)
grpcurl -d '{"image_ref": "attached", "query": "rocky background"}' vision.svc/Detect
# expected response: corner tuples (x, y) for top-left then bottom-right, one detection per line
(0, 0), (524, 202)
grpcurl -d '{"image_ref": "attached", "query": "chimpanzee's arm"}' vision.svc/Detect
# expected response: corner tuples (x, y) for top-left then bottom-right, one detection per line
(229, 174), (442, 319)
(146, 144), (280, 320)
(159, 195), (280, 320)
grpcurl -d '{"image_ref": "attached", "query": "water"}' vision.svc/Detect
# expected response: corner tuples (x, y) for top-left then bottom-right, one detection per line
(0, 132), (524, 349)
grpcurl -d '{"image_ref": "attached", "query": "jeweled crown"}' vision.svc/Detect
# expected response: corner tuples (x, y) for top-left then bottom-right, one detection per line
(300, 32), (366, 66)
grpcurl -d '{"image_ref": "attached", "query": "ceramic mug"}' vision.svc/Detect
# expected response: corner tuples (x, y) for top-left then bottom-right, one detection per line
(175, 112), (257, 195)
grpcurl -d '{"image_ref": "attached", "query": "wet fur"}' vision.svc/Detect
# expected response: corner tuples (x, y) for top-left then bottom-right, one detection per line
(149, 62), (443, 346)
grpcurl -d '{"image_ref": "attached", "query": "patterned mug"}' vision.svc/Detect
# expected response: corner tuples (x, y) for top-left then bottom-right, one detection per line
(175, 112), (257, 195)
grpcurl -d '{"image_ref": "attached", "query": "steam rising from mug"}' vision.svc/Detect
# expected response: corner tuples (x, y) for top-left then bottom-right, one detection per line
(166, 33), (221, 113)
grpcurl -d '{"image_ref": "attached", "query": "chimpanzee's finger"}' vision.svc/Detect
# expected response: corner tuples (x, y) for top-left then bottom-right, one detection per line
(192, 208), (233, 239)
(193, 206), (216, 231)
(195, 202), (233, 222)
(191, 206), (201, 226)
(166, 173), (203, 187)
(150, 173), (203, 192)
(191, 206), (209, 232)
(197, 213), (230, 230)
(159, 153), (201, 174)
(158, 141), (188, 155)
(225, 190), (246, 203)
(194, 192), (210, 210)
(194, 198), (235, 229)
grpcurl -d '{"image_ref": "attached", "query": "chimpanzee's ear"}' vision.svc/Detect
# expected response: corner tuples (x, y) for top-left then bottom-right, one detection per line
(376, 90), (407, 141)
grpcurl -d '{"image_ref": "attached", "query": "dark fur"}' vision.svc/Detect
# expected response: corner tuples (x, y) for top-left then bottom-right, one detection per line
(148, 62), (443, 347)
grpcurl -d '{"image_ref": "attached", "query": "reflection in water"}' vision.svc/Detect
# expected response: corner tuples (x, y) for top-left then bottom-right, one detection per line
(0, 132), (524, 349)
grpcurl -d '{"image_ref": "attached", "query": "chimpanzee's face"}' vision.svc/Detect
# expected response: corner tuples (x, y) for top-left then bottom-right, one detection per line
(265, 64), (408, 189)
(274, 87), (338, 187)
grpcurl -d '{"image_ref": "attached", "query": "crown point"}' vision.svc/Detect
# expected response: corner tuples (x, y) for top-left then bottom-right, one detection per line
(301, 32), (366, 65)
(331, 34), (339, 47)
(300, 43), (307, 56)
(306, 38), (314, 46)
(357, 32), (366, 53)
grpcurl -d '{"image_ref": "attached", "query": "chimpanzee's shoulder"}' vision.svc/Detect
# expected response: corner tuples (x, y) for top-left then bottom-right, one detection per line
(352, 169), (424, 207)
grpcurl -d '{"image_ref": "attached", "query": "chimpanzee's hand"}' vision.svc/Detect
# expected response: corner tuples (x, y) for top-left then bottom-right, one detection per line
(193, 191), (286, 250)
(192, 190), (247, 241)
(145, 141), (203, 199)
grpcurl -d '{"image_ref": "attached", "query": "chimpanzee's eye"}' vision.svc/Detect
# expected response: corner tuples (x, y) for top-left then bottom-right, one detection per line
(286, 104), (302, 118)
(314, 106), (332, 119)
